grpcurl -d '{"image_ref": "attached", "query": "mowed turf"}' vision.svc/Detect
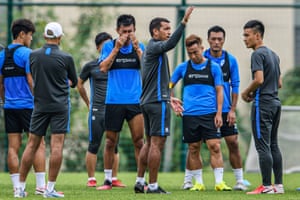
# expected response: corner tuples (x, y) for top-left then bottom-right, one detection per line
(0, 171), (299, 199)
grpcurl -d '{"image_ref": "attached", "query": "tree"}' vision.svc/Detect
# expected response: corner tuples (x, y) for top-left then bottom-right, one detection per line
(279, 67), (300, 105)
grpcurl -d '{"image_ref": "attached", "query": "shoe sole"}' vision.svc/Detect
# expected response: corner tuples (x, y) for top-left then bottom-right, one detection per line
(215, 188), (232, 191)
(134, 187), (144, 193)
(112, 185), (126, 187)
(87, 184), (97, 187)
(96, 186), (112, 190)
(233, 187), (247, 191)
(35, 191), (44, 195)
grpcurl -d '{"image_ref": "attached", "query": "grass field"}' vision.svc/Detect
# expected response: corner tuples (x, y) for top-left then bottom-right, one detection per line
(0, 171), (300, 199)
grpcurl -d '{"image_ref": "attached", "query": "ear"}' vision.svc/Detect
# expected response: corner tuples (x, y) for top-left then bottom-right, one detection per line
(116, 27), (120, 35)
(19, 31), (25, 39)
(153, 28), (159, 37)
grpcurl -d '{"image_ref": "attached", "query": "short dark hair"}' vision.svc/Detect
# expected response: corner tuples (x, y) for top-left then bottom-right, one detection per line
(116, 14), (135, 28)
(11, 18), (35, 39)
(243, 20), (265, 38)
(149, 17), (170, 37)
(185, 34), (202, 47)
(95, 32), (112, 47)
(207, 25), (226, 39)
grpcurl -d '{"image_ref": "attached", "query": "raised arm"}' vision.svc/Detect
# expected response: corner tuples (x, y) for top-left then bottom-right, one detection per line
(153, 6), (194, 54)
(130, 33), (143, 60)
(99, 36), (126, 73)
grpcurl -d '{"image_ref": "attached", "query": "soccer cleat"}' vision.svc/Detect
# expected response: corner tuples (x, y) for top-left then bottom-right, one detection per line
(43, 189), (65, 198)
(14, 187), (28, 198)
(112, 179), (126, 187)
(96, 180), (112, 190)
(181, 181), (193, 190)
(190, 183), (206, 191)
(35, 187), (45, 195)
(273, 184), (284, 194)
(246, 185), (274, 194)
(146, 186), (171, 194)
(243, 179), (251, 186)
(134, 182), (145, 193)
(233, 182), (248, 191)
(215, 181), (232, 191)
(87, 179), (97, 187)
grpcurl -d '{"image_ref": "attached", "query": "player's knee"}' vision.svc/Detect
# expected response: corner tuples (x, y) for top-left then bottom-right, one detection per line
(227, 140), (239, 151)
(105, 138), (116, 150)
(132, 137), (144, 149)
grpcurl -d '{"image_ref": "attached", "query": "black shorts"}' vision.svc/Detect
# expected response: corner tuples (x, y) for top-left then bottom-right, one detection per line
(88, 108), (105, 145)
(30, 110), (70, 136)
(141, 102), (170, 137)
(182, 113), (221, 143)
(4, 109), (33, 133)
(104, 104), (142, 132)
(220, 113), (238, 137)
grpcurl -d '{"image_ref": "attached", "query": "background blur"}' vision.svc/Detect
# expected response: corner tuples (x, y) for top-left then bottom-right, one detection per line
(0, 0), (300, 174)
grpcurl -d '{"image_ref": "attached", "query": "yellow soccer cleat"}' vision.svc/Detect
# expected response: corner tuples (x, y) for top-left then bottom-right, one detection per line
(215, 181), (232, 191)
(190, 183), (206, 191)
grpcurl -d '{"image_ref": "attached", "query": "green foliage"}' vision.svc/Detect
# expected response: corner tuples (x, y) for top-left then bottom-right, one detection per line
(280, 67), (300, 105)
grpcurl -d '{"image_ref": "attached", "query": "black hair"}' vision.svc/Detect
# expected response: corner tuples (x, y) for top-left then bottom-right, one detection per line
(11, 18), (35, 39)
(207, 25), (226, 39)
(116, 14), (135, 28)
(94, 32), (112, 46)
(185, 34), (202, 47)
(243, 20), (265, 38)
(149, 17), (170, 37)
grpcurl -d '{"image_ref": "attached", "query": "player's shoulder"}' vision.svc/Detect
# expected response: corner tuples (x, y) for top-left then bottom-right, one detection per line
(177, 60), (189, 69)
(223, 50), (237, 60)
(82, 59), (98, 69)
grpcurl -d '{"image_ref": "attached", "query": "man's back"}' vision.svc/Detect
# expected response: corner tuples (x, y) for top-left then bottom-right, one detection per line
(79, 59), (107, 108)
(30, 43), (77, 112)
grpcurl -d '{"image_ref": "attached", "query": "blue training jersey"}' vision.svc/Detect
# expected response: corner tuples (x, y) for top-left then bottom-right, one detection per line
(98, 40), (145, 104)
(171, 59), (223, 116)
(0, 44), (33, 109)
(204, 49), (240, 113)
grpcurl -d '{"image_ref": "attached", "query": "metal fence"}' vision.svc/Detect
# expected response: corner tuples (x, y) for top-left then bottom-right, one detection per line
(0, 0), (299, 172)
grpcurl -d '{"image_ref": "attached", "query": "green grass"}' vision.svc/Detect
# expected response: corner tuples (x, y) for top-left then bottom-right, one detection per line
(1, 171), (300, 199)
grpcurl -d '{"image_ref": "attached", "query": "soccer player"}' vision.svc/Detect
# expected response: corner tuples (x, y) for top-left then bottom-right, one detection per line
(134, 7), (193, 194)
(97, 14), (145, 190)
(77, 32), (125, 188)
(202, 25), (247, 191)
(242, 20), (284, 194)
(16, 22), (78, 198)
(170, 34), (232, 192)
(0, 18), (46, 197)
